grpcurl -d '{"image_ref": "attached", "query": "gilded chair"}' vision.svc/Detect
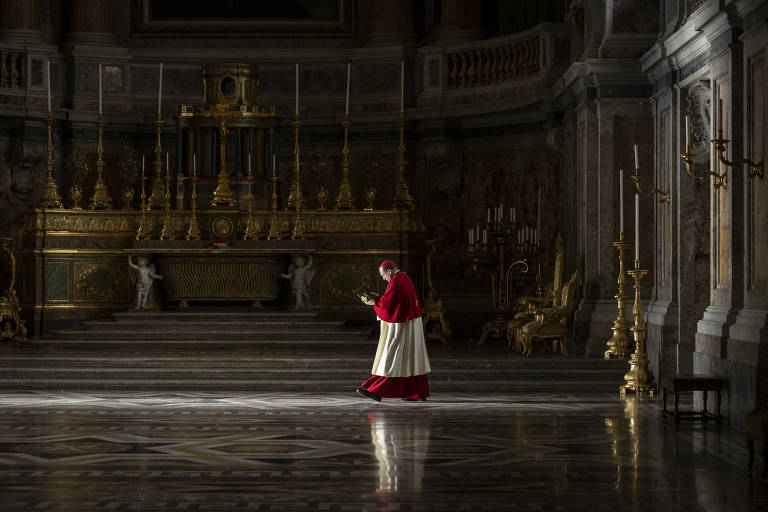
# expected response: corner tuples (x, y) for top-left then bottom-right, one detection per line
(519, 270), (579, 357)
(506, 233), (565, 351)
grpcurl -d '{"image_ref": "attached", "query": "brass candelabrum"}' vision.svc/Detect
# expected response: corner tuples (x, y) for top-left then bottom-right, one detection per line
(267, 170), (280, 240)
(392, 113), (414, 210)
(469, 220), (531, 345)
(336, 114), (355, 209)
(243, 164), (259, 239)
(135, 162), (151, 240)
(0, 237), (26, 340)
(186, 166), (201, 240)
(681, 142), (727, 191)
(291, 115), (304, 240)
(629, 167), (670, 204)
(605, 232), (632, 359)
(89, 114), (112, 209)
(148, 115), (166, 208)
(159, 159), (173, 240)
(710, 129), (764, 182)
(42, 111), (62, 208)
(620, 259), (655, 397)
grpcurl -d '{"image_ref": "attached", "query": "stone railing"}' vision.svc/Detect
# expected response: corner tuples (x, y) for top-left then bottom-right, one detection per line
(0, 50), (25, 89)
(445, 33), (544, 88)
(417, 23), (569, 105)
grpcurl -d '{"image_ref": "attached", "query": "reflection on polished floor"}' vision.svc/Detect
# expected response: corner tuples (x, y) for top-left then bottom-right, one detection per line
(0, 392), (765, 511)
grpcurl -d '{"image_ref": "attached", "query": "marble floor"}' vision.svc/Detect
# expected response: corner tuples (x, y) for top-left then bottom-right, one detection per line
(0, 391), (765, 511)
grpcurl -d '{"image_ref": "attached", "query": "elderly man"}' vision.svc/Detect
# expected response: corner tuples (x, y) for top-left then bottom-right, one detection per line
(357, 260), (431, 402)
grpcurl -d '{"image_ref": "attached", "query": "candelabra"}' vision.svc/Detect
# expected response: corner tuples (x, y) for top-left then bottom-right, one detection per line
(42, 111), (62, 208)
(159, 162), (173, 240)
(469, 219), (532, 345)
(89, 114), (112, 209)
(605, 232), (632, 359)
(620, 259), (655, 397)
(291, 115), (304, 239)
(186, 166), (201, 240)
(135, 165), (151, 240)
(629, 167), (670, 204)
(392, 113), (414, 210)
(210, 117), (237, 207)
(710, 129), (764, 181)
(681, 142), (727, 191)
(148, 115), (166, 208)
(243, 164), (259, 239)
(335, 114), (355, 209)
(267, 171), (280, 240)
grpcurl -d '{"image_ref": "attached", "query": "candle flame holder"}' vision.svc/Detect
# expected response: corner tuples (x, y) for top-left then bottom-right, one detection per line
(681, 143), (727, 190)
(620, 259), (655, 397)
(42, 111), (62, 208)
(605, 232), (632, 359)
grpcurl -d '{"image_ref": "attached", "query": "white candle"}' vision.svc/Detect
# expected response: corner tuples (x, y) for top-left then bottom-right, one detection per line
(537, 187), (541, 234)
(295, 63), (299, 116)
(685, 116), (690, 147)
(635, 192), (640, 261)
(400, 60), (404, 113)
(248, 154), (252, 173)
(476, 224), (479, 242)
(469, 229), (472, 246)
(47, 61), (51, 112)
(142, 154), (145, 175)
(166, 152), (169, 174)
(633, 143), (639, 170)
(511, 207), (515, 225)
(272, 154), (276, 176)
(500, 203), (503, 221)
(619, 169), (624, 234)
(483, 229), (487, 245)
(193, 154), (196, 173)
(487, 208), (490, 223)
(157, 62), (163, 115)
(345, 62), (351, 115)
(98, 63), (102, 114)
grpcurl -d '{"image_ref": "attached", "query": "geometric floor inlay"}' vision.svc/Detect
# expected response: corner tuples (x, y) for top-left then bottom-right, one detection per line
(0, 392), (765, 511)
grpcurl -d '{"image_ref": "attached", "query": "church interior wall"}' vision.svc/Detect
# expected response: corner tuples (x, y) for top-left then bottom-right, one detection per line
(0, 0), (767, 426)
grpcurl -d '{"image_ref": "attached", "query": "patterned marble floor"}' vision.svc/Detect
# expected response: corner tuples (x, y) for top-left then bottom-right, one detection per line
(0, 391), (765, 511)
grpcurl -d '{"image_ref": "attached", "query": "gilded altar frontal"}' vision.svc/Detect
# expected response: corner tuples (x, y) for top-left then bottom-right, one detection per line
(0, 1), (767, 510)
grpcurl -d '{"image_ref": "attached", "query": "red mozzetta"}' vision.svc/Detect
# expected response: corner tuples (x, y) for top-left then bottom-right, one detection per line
(373, 271), (422, 323)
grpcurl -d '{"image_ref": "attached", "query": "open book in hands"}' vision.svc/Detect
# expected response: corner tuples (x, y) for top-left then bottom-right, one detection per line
(357, 291), (380, 303)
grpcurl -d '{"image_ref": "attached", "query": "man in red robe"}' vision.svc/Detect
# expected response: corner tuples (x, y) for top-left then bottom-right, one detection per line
(357, 260), (431, 401)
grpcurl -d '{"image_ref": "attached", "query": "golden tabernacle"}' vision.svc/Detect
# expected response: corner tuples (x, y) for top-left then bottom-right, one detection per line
(18, 64), (425, 335)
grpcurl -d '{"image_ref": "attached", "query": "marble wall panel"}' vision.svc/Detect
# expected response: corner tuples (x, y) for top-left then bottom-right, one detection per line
(747, 50), (766, 308)
(694, 350), (757, 428)
(610, 0), (659, 34)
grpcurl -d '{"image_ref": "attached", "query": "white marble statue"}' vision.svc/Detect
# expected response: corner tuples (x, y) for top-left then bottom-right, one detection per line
(281, 254), (315, 311)
(128, 255), (164, 309)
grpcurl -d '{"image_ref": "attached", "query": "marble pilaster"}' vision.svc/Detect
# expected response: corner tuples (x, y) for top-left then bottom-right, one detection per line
(66, 0), (115, 46)
(0, 0), (42, 44)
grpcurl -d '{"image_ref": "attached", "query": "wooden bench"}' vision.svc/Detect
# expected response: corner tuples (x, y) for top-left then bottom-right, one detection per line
(660, 374), (723, 423)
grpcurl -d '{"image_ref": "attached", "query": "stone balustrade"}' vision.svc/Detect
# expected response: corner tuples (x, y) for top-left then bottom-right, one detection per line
(0, 49), (24, 89)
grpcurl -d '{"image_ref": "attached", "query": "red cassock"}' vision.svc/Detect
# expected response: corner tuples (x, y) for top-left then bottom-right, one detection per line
(360, 271), (431, 399)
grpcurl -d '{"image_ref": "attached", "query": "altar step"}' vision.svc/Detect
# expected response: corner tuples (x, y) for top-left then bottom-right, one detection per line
(47, 310), (376, 345)
(0, 345), (631, 393)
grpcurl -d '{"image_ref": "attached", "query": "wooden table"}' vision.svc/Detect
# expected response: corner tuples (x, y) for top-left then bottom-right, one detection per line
(660, 374), (723, 423)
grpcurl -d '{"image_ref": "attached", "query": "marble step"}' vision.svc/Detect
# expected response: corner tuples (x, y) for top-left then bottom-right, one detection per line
(37, 335), (378, 345)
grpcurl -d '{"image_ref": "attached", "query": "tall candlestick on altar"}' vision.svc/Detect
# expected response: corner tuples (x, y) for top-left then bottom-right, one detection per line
(47, 61), (51, 112)
(685, 116), (690, 147)
(166, 152), (169, 173)
(295, 63), (299, 116)
(249, 154), (252, 173)
(634, 191), (640, 261)
(98, 63), (102, 114)
(400, 60), (404, 113)
(619, 169), (624, 233)
(193, 154), (196, 173)
(157, 62), (163, 115)
(633, 144), (639, 170)
(272, 154), (276, 176)
(345, 62), (351, 115)
(536, 187), (541, 234)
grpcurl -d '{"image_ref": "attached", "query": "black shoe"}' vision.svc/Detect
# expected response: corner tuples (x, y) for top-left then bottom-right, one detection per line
(401, 398), (418, 402)
(356, 387), (382, 402)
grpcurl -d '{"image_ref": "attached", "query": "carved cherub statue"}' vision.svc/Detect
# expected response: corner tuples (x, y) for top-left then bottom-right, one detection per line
(281, 254), (315, 311)
(128, 255), (164, 309)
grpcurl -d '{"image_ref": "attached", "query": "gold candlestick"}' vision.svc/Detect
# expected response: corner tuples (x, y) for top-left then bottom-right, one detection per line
(681, 143), (727, 190)
(89, 114), (112, 209)
(605, 232), (632, 359)
(135, 164), (151, 240)
(392, 113), (414, 210)
(42, 111), (62, 208)
(186, 166), (201, 240)
(267, 171), (280, 240)
(336, 114), (355, 209)
(148, 115), (166, 208)
(620, 259), (655, 397)
(291, 115), (304, 239)
(159, 159), (173, 240)
(710, 129), (763, 181)
(243, 164), (259, 239)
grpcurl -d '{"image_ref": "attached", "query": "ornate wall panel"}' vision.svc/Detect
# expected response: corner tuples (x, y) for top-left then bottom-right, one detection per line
(748, 51), (766, 296)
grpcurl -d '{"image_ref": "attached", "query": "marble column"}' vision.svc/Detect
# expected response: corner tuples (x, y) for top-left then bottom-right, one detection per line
(66, 0), (115, 45)
(0, 0), (43, 43)
(434, 0), (484, 45)
(366, 0), (415, 46)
